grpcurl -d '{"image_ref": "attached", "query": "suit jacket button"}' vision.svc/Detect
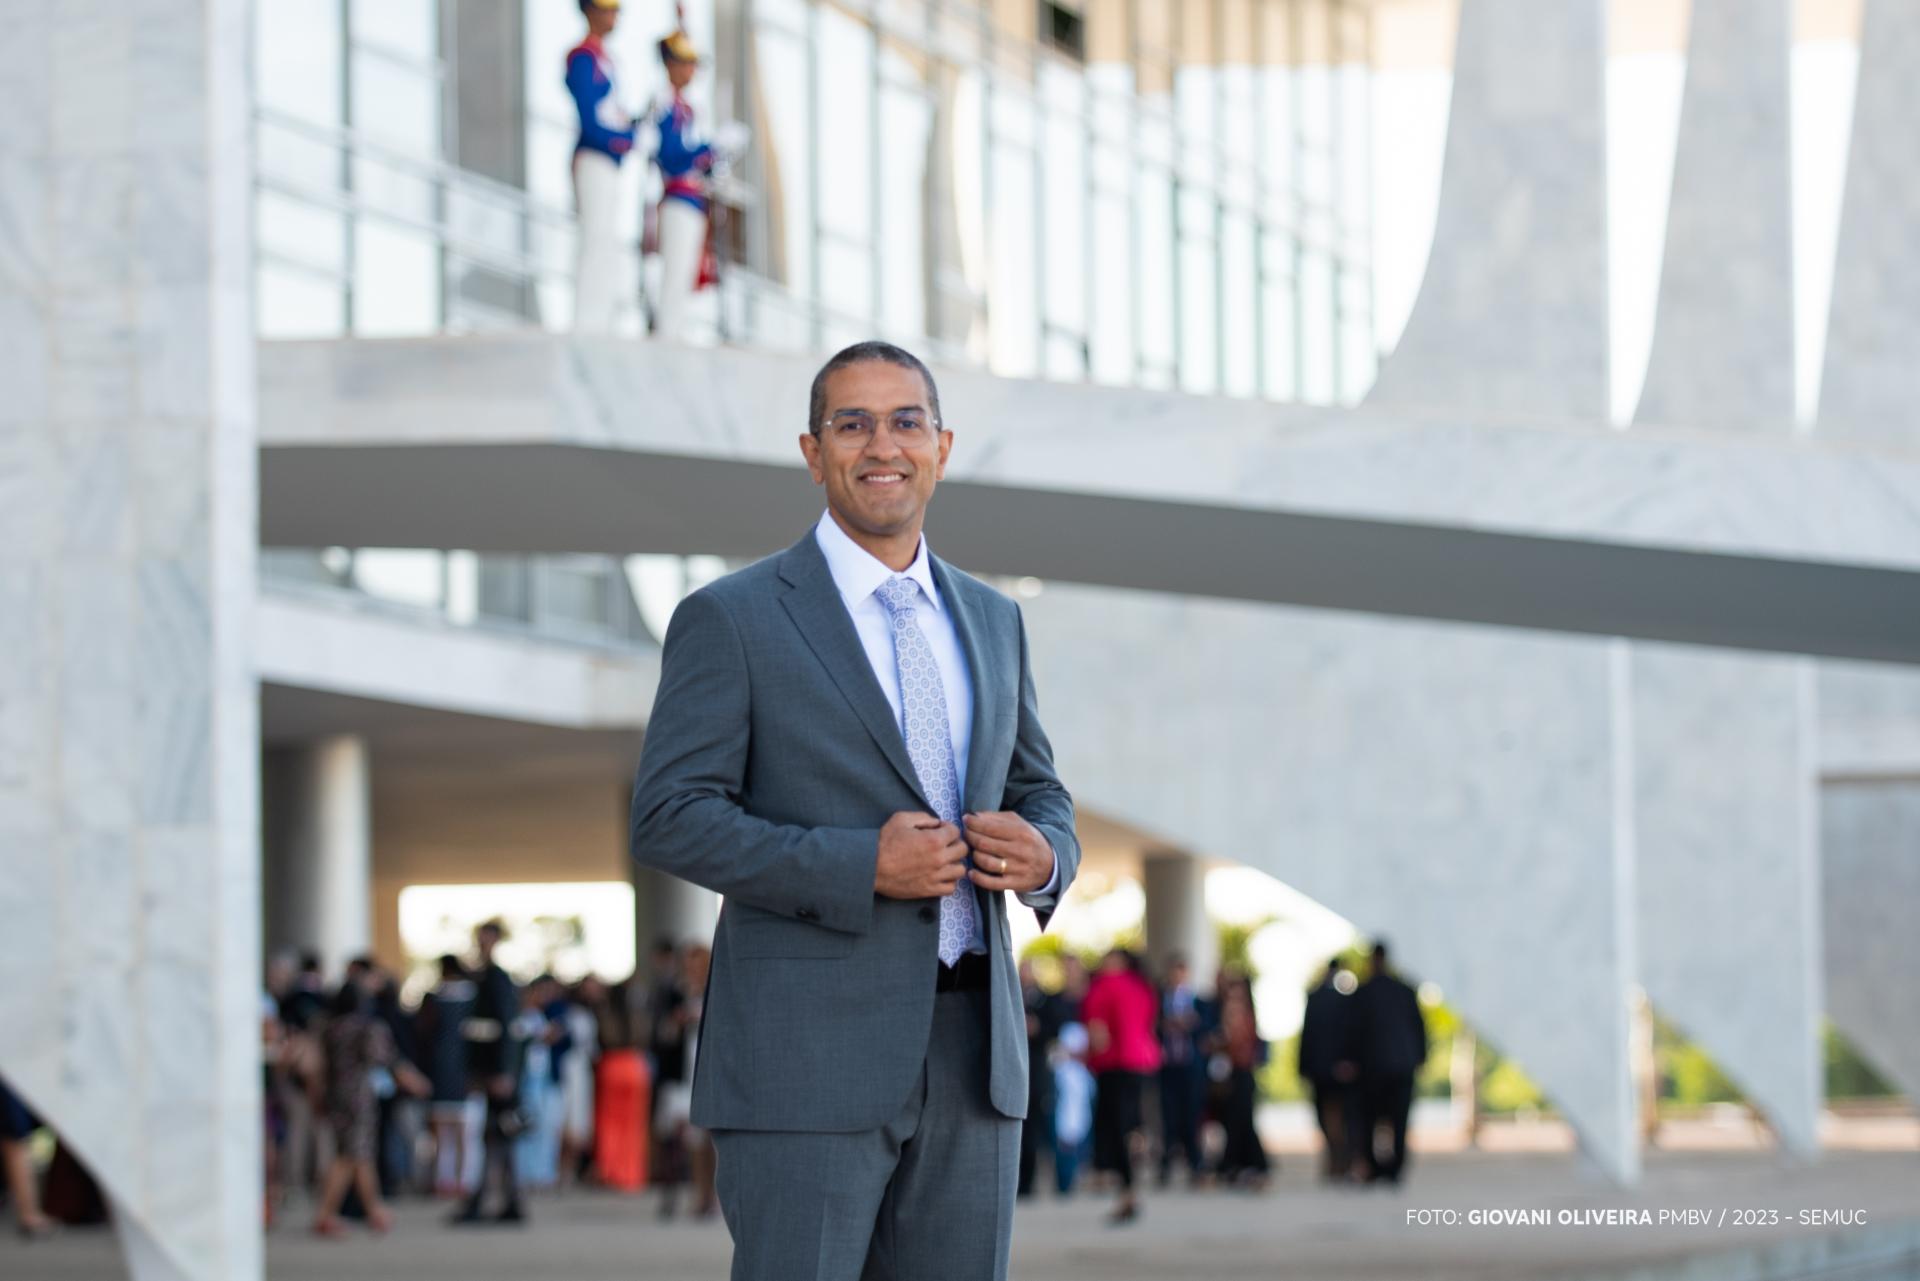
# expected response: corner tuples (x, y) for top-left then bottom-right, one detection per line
(797, 907), (819, 922)
(918, 906), (936, 923)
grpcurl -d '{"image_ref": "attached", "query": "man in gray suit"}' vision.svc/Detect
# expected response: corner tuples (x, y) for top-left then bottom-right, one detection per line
(631, 340), (1079, 1280)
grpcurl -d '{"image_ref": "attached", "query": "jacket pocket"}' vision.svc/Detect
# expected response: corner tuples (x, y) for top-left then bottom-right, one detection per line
(729, 914), (859, 959)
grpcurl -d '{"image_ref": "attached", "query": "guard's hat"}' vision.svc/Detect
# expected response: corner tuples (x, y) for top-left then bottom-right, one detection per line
(659, 29), (699, 63)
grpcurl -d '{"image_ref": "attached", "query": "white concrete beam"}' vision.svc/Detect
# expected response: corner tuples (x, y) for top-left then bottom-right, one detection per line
(255, 335), (1920, 664)
(256, 591), (658, 730)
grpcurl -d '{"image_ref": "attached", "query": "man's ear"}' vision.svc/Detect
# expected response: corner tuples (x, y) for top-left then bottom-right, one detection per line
(799, 431), (825, 484)
(934, 428), (953, 480)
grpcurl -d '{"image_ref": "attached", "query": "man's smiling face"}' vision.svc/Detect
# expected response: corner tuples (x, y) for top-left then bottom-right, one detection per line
(801, 359), (951, 545)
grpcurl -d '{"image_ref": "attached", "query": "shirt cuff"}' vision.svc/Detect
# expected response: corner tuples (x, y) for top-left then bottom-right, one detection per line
(1016, 838), (1061, 906)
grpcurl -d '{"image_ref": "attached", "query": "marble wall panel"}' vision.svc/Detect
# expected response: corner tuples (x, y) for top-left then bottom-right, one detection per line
(1366, 0), (1610, 421)
(1626, 0), (1823, 1157)
(1820, 783), (1920, 1104)
(0, 3), (260, 1280)
(1630, 647), (1822, 1155)
(1818, 0), (1920, 447)
(1022, 585), (1642, 1184)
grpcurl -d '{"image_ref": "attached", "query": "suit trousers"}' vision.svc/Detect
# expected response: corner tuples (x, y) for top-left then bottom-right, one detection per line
(712, 987), (1020, 1281)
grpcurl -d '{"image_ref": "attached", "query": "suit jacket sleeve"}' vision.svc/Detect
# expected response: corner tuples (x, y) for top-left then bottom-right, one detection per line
(630, 588), (879, 936)
(1005, 602), (1078, 928)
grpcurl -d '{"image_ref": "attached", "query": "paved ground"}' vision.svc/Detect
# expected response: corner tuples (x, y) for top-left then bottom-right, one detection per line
(8, 1149), (1919, 1280)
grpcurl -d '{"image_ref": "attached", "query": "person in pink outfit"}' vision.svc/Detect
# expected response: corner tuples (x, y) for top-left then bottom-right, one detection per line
(1081, 949), (1162, 1224)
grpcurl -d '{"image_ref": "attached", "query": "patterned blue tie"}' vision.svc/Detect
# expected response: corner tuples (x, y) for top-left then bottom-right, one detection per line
(874, 576), (976, 965)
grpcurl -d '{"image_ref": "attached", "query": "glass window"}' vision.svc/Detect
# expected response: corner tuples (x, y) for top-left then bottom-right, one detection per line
(755, 25), (815, 302)
(815, 9), (877, 245)
(256, 119), (347, 196)
(351, 0), (438, 60)
(257, 192), (347, 276)
(1220, 209), (1259, 397)
(353, 221), (441, 335)
(1300, 244), (1335, 404)
(541, 561), (612, 633)
(1087, 178), (1134, 385)
(876, 65), (932, 340)
(256, 0), (343, 126)
(353, 549), (446, 609)
(1038, 60), (1087, 346)
(257, 263), (347, 340)
(1260, 227), (1299, 400)
(351, 154), (438, 226)
(477, 555), (533, 622)
(988, 134), (1039, 377)
(818, 239), (875, 328)
(1176, 186), (1217, 393)
(1134, 151), (1175, 382)
(351, 51), (443, 157)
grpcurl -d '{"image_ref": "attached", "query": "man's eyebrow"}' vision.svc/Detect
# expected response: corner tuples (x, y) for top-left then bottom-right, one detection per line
(826, 404), (931, 417)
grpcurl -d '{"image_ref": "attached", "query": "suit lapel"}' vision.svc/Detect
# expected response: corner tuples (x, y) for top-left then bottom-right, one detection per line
(931, 554), (1003, 815)
(777, 533), (932, 810)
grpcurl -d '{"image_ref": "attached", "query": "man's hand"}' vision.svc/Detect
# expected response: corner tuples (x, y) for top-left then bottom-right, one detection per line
(963, 811), (1054, 894)
(875, 811), (969, 900)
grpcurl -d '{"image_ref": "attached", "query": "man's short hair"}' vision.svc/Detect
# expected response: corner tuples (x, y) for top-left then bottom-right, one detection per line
(807, 341), (943, 437)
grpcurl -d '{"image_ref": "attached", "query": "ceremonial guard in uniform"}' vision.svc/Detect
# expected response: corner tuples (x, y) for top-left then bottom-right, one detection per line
(646, 23), (716, 341)
(567, 0), (636, 334)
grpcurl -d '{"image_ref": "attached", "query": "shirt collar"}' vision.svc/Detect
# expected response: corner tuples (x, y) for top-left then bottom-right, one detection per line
(813, 510), (944, 615)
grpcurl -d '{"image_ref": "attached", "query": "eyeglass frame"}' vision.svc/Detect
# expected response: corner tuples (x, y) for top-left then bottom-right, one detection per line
(812, 408), (945, 445)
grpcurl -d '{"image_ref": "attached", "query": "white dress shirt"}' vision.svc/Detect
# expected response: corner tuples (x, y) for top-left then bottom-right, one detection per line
(813, 513), (1057, 949)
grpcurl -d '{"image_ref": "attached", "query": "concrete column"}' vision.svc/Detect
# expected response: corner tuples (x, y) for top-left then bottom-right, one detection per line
(1142, 852), (1216, 988)
(267, 736), (373, 977)
(1821, 782), (1920, 1106)
(0, 2), (260, 1278)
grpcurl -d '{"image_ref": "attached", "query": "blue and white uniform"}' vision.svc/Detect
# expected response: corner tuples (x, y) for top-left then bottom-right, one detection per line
(567, 35), (632, 333)
(566, 36), (635, 162)
(652, 93), (712, 210)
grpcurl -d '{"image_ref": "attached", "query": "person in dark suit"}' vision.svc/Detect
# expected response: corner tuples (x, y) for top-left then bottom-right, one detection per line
(452, 921), (527, 1225)
(1155, 955), (1206, 1187)
(1297, 958), (1359, 1181)
(1350, 942), (1427, 1185)
(1017, 959), (1053, 1199)
(631, 340), (1079, 1281)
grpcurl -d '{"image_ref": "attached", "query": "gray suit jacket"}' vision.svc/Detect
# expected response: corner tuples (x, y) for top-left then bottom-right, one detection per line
(630, 529), (1079, 1132)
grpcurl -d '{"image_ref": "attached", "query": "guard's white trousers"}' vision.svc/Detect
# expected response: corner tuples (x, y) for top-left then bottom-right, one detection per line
(572, 149), (623, 335)
(653, 196), (707, 342)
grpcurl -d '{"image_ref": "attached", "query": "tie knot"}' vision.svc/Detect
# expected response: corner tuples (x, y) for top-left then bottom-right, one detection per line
(875, 576), (920, 617)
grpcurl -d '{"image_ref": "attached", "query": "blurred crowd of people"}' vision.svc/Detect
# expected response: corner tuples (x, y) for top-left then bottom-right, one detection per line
(1019, 949), (1274, 1226)
(1019, 941), (1429, 1226)
(2, 932), (1428, 1247)
(263, 922), (719, 1240)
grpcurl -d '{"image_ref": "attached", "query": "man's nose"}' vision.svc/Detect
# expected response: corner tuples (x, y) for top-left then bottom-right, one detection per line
(863, 426), (907, 460)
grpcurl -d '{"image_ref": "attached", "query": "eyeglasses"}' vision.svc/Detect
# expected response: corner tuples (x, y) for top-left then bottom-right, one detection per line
(818, 410), (939, 446)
